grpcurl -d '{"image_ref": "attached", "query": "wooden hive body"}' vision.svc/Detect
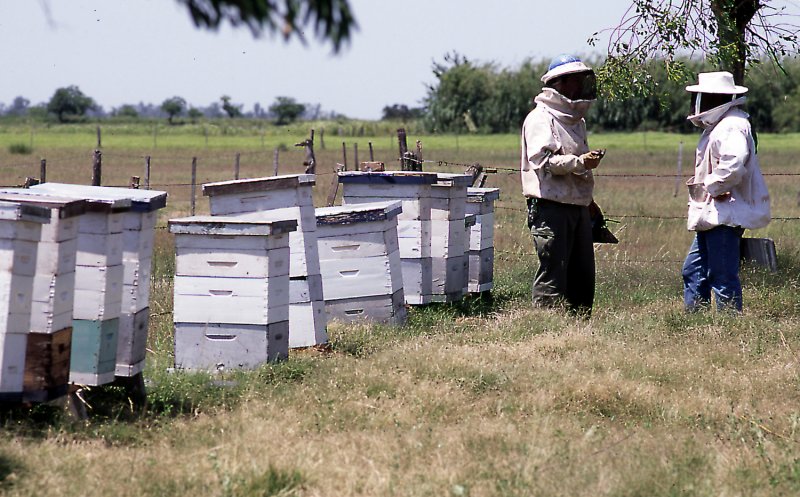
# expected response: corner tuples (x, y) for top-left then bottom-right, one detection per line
(466, 188), (500, 293)
(169, 216), (296, 371)
(203, 175), (327, 348)
(315, 201), (406, 325)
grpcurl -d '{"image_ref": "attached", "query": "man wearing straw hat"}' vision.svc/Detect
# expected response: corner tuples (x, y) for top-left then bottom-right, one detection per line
(682, 71), (770, 312)
(521, 54), (605, 316)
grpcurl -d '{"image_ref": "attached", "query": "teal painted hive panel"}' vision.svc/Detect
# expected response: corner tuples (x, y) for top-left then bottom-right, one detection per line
(70, 318), (119, 386)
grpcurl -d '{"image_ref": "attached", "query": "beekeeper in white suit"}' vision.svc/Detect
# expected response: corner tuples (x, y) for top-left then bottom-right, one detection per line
(521, 54), (605, 316)
(682, 71), (771, 312)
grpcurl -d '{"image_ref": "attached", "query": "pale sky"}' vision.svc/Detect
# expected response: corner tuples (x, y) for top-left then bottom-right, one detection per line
(0, 0), (705, 118)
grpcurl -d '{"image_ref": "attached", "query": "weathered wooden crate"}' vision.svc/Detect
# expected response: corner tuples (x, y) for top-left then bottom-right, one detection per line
(69, 318), (119, 386)
(315, 201), (406, 324)
(169, 215), (296, 370)
(174, 321), (289, 371)
(466, 187), (500, 293)
(203, 175), (327, 348)
(23, 326), (72, 402)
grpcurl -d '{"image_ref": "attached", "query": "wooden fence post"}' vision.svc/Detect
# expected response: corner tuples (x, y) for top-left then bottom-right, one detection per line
(273, 148), (279, 176)
(92, 149), (102, 186)
(295, 130), (316, 174)
(39, 158), (46, 184)
(191, 157), (197, 216)
(353, 143), (359, 171)
(369, 142), (374, 161)
(96, 126), (102, 149)
(341, 142), (348, 171)
(234, 152), (241, 180)
(144, 155), (151, 190)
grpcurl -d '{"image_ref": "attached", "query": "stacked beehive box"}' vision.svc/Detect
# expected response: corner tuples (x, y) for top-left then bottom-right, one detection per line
(0, 201), (50, 402)
(169, 216), (296, 370)
(338, 171), (439, 305)
(202, 175), (327, 348)
(429, 173), (472, 302)
(466, 187), (500, 293)
(33, 184), (168, 378)
(0, 189), (86, 402)
(315, 201), (406, 324)
(28, 184), (132, 385)
(461, 214), (477, 296)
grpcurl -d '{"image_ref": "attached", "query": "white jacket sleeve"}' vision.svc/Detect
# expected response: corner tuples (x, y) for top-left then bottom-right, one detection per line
(524, 113), (587, 176)
(704, 127), (749, 197)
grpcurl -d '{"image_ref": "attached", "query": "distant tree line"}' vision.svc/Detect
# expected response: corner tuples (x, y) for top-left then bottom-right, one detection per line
(422, 53), (800, 134)
(0, 90), (334, 126)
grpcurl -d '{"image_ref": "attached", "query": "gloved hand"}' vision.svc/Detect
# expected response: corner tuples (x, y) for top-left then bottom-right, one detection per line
(580, 149), (605, 170)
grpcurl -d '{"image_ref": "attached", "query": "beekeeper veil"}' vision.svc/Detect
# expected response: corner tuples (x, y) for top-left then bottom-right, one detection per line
(686, 71), (748, 128)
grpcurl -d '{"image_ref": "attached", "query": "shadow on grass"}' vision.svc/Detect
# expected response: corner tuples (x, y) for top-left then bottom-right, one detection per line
(0, 357), (314, 444)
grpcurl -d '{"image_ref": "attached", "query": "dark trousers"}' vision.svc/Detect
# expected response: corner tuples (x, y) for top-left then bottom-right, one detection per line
(528, 198), (595, 315)
(682, 225), (744, 312)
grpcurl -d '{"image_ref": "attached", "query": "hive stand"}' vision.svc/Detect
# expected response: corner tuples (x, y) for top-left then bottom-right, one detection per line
(466, 187), (500, 294)
(0, 200), (51, 403)
(0, 189), (87, 403)
(202, 175), (327, 349)
(315, 201), (406, 324)
(169, 216), (296, 371)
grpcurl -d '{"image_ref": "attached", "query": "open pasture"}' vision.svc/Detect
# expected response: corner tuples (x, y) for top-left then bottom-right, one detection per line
(1, 124), (800, 496)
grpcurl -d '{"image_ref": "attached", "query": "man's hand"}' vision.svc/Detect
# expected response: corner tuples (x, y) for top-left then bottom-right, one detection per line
(581, 149), (605, 170)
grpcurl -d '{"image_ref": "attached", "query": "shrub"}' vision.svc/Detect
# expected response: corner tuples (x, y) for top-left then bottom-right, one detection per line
(8, 143), (32, 154)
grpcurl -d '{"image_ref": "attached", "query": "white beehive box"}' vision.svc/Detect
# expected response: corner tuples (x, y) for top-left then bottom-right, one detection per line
(203, 175), (327, 349)
(338, 171), (439, 305)
(0, 200), (50, 401)
(466, 187), (500, 293)
(169, 215), (297, 370)
(429, 173), (471, 303)
(31, 183), (167, 377)
(315, 201), (406, 324)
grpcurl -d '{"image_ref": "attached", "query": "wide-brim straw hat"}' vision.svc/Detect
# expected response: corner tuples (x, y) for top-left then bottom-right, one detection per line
(685, 71), (748, 94)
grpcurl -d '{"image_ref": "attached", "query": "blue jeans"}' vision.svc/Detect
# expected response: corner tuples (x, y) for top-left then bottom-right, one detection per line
(682, 226), (745, 312)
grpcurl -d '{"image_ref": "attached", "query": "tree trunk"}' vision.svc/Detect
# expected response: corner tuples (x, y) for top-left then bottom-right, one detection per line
(711, 0), (760, 85)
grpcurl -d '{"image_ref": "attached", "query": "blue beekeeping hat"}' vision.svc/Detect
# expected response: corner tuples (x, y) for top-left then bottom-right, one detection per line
(541, 54), (593, 83)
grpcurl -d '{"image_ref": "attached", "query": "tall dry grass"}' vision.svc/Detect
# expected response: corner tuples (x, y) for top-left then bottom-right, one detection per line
(1, 126), (800, 496)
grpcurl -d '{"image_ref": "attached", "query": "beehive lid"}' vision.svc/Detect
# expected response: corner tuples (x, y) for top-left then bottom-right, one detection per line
(467, 187), (501, 202)
(168, 215), (298, 236)
(31, 183), (166, 212)
(337, 171), (438, 185)
(0, 188), (88, 219)
(0, 200), (51, 223)
(29, 184), (132, 213)
(315, 201), (403, 226)
(202, 174), (315, 197)
(434, 173), (473, 187)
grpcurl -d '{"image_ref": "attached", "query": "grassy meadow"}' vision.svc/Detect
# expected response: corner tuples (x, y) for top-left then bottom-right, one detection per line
(1, 122), (800, 496)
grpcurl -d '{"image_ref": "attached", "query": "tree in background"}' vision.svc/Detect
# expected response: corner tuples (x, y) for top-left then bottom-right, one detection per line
(269, 96), (305, 125)
(188, 107), (204, 123)
(593, 0), (800, 98)
(220, 95), (243, 118)
(177, 0), (356, 52)
(424, 53), (492, 133)
(161, 96), (187, 124)
(6, 96), (30, 117)
(114, 104), (140, 118)
(381, 104), (424, 121)
(47, 86), (95, 123)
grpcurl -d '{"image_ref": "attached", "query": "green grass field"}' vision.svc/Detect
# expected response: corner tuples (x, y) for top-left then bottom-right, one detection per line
(1, 122), (800, 496)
